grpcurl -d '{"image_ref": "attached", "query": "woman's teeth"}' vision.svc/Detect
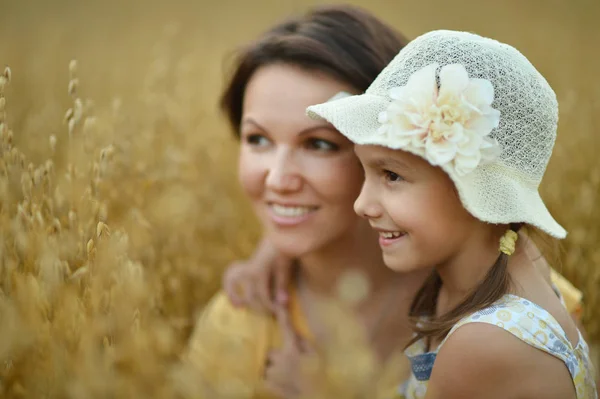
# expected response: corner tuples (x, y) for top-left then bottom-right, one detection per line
(270, 204), (316, 217)
(380, 231), (404, 239)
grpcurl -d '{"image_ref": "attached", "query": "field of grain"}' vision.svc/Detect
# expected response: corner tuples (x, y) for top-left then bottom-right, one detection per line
(0, 0), (598, 397)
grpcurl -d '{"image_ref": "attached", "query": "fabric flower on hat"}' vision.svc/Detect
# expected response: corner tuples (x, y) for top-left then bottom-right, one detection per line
(377, 63), (502, 176)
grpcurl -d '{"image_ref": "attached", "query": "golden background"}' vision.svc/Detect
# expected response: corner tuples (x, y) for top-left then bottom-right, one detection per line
(0, 0), (598, 396)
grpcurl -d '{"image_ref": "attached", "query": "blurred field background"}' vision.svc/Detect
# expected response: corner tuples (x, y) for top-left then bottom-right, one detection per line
(0, 0), (598, 397)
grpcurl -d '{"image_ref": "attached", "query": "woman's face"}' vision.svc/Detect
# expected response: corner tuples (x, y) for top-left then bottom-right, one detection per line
(238, 63), (365, 257)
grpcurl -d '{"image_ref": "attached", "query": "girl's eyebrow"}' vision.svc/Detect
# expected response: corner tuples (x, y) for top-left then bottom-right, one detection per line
(372, 157), (415, 172)
(241, 117), (337, 136)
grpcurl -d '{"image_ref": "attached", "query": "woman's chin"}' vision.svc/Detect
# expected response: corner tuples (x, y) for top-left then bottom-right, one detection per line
(268, 235), (320, 259)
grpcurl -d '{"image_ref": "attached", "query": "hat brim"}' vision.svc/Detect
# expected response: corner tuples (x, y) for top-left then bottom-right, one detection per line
(307, 93), (392, 146)
(454, 164), (567, 239)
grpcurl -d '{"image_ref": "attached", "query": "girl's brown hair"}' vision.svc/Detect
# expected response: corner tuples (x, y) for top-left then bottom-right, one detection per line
(219, 5), (408, 135)
(407, 223), (528, 347)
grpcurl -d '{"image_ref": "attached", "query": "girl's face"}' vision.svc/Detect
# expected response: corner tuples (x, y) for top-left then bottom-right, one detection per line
(353, 145), (485, 273)
(238, 64), (366, 257)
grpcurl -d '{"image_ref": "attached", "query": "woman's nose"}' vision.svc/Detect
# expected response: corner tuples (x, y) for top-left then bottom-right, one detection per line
(265, 149), (302, 193)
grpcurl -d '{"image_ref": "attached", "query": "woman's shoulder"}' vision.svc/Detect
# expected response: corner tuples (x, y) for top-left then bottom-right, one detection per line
(185, 290), (275, 398)
(549, 268), (583, 317)
(197, 290), (266, 325)
(190, 290), (273, 350)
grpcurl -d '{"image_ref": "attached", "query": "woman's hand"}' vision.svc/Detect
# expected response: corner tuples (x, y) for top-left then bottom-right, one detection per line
(222, 238), (293, 313)
(264, 305), (314, 398)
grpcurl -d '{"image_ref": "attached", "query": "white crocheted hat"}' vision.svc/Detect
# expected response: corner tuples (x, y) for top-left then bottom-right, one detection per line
(307, 30), (566, 238)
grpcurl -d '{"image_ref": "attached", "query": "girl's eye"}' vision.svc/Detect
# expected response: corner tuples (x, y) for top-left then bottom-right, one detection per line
(384, 170), (404, 183)
(306, 138), (339, 152)
(245, 134), (271, 147)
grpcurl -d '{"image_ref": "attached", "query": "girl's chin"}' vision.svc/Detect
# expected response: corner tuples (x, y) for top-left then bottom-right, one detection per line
(382, 254), (418, 274)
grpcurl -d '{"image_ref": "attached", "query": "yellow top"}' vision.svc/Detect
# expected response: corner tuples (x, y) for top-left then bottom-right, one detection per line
(186, 286), (410, 399)
(550, 268), (584, 318)
(186, 270), (582, 399)
(186, 291), (276, 398)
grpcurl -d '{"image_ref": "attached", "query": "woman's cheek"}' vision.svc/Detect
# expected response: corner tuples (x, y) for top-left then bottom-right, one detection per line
(310, 157), (363, 203)
(238, 151), (265, 199)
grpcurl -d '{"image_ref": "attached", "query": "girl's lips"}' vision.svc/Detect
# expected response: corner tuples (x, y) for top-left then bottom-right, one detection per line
(376, 230), (407, 247)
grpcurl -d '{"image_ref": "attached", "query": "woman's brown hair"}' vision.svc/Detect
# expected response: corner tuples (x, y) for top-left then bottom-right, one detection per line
(219, 5), (408, 135)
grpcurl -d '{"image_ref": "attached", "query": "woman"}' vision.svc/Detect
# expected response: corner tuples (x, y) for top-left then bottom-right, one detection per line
(186, 6), (428, 399)
(187, 5), (585, 399)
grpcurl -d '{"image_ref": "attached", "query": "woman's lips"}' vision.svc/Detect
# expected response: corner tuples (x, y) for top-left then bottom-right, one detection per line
(267, 203), (319, 226)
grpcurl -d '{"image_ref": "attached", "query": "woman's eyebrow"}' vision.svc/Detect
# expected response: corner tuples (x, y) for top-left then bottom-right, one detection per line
(240, 118), (269, 133)
(297, 124), (338, 136)
(241, 118), (337, 137)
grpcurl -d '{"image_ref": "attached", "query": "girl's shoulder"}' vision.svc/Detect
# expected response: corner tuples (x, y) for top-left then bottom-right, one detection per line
(429, 321), (528, 395)
(442, 294), (585, 367)
(426, 295), (595, 399)
(429, 319), (585, 399)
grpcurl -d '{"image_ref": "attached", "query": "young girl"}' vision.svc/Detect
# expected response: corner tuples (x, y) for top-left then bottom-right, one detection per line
(306, 30), (597, 398)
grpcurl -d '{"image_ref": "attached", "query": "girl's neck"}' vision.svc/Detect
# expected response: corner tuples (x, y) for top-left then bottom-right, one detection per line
(435, 224), (507, 308)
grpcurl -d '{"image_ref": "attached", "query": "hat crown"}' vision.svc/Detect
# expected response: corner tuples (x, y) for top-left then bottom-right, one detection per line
(367, 30), (558, 184)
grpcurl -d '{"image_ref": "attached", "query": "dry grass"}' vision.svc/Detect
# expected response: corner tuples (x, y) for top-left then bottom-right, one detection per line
(0, 0), (598, 397)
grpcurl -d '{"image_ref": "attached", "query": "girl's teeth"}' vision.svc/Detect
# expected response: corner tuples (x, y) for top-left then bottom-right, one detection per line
(271, 204), (314, 217)
(380, 231), (403, 239)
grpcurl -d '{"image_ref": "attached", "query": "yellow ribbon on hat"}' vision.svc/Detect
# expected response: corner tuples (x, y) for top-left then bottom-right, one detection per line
(499, 230), (518, 256)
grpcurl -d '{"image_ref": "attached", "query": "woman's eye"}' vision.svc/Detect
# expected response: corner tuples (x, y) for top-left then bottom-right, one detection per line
(245, 134), (271, 147)
(306, 138), (339, 152)
(384, 170), (404, 183)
